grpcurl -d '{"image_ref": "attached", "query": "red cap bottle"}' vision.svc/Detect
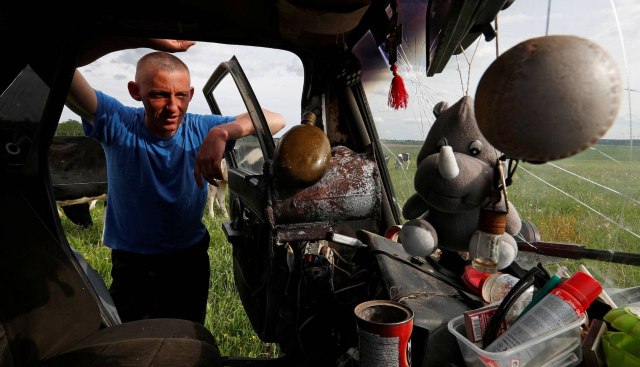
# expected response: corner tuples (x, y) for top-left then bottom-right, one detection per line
(486, 271), (602, 354)
(556, 271), (603, 312)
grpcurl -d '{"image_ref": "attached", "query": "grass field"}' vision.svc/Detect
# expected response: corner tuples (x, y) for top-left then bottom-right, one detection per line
(63, 143), (640, 357)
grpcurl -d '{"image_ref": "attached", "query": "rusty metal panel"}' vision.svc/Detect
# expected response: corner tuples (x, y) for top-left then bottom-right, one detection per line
(275, 225), (333, 242)
(272, 145), (380, 225)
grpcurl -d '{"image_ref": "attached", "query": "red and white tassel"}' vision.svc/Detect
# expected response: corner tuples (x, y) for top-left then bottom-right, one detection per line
(388, 64), (408, 109)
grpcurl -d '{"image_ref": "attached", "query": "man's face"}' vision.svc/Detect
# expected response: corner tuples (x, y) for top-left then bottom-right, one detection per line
(137, 69), (194, 138)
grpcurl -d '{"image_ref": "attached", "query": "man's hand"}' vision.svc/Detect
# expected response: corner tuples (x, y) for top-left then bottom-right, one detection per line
(194, 127), (228, 189)
(76, 38), (197, 67)
(149, 39), (196, 53)
(194, 110), (285, 188)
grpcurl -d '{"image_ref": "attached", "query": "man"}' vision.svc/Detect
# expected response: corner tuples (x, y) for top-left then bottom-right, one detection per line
(66, 39), (285, 324)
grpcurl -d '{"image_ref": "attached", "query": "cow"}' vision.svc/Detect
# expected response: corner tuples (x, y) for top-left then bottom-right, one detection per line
(237, 146), (263, 171)
(57, 197), (105, 228)
(394, 153), (411, 170)
(207, 159), (229, 218)
(49, 136), (107, 228)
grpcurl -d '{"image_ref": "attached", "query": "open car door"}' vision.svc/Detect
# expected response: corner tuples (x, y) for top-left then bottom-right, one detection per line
(203, 57), (284, 345)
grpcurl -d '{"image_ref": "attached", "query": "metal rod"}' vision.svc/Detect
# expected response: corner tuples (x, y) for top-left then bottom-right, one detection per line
(517, 241), (640, 266)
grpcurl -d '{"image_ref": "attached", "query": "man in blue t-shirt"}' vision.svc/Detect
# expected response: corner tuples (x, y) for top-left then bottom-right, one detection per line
(66, 39), (285, 324)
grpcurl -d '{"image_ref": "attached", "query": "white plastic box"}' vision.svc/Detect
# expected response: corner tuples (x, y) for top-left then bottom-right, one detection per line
(448, 313), (586, 367)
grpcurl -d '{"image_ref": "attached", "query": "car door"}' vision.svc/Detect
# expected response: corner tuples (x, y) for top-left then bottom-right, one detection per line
(203, 56), (289, 344)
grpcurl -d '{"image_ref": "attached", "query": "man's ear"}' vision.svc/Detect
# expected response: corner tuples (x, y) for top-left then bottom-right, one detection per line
(189, 86), (195, 102)
(128, 81), (142, 101)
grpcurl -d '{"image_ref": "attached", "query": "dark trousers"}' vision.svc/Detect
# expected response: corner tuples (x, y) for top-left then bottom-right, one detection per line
(109, 232), (211, 324)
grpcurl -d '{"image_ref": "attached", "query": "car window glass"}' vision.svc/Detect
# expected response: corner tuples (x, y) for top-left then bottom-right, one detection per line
(207, 75), (264, 175)
(355, 0), (639, 291)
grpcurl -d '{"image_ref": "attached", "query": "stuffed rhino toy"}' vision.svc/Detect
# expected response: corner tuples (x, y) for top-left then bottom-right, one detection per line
(400, 96), (520, 270)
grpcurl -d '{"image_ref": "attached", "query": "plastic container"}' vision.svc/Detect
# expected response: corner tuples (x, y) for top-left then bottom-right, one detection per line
(448, 313), (586, 367)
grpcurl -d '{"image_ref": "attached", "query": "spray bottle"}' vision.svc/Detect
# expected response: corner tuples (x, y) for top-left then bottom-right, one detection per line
(485, 271), (601, 353)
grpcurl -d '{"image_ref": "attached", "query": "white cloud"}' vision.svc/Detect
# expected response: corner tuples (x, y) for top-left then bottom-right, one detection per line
(60, 1), (639, 142)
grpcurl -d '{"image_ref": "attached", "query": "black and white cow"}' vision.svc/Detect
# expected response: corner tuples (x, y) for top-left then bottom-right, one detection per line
(49, 136), (107, 228)
(207, 159), (229, 218)
(394, 153), (411, 170)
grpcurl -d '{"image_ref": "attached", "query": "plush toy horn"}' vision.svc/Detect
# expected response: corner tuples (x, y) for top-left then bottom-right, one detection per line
(437, 145), (459, 179)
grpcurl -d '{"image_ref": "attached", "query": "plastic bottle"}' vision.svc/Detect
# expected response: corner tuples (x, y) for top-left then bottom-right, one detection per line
(514, 266), (568, 321)
(470, 209), (507, 274)
(485, 271), (602, 353)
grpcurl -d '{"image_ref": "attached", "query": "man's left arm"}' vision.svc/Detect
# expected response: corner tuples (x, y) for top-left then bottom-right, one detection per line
(194, 109), (286, 188)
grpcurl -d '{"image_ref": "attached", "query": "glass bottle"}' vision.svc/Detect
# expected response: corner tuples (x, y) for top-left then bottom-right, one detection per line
(470, 209), (507, 274)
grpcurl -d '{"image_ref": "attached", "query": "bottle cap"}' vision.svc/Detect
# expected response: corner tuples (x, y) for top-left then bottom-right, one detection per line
(557, 271), (602, 309)
(478, 209), (507, 235)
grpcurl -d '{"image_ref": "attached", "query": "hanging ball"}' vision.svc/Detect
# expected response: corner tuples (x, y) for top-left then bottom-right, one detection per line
(399, 218), (438, 257)
(475, 35), (622, 163)
(273, 113), (331, 188)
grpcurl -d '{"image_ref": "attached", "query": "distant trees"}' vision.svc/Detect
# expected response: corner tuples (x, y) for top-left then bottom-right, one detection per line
(56, 119), (83, 136)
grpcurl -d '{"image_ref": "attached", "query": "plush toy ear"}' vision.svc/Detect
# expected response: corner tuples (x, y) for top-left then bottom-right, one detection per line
(433, 101), (449, 117)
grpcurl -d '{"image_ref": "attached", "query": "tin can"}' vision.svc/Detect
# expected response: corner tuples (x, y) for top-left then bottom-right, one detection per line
(354, 300), (414, 367)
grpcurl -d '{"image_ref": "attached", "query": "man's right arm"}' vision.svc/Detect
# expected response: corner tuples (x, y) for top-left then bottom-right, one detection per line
(65, 38), (196, 125)
(66, 70), (98, 124)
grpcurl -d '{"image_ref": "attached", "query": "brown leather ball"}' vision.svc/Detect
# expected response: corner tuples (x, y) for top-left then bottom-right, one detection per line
(475, 35), (622, 162)
(273, 121), (331, 187)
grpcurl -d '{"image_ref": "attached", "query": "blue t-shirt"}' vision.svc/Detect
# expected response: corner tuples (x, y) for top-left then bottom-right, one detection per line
(83, 91), (235, 254)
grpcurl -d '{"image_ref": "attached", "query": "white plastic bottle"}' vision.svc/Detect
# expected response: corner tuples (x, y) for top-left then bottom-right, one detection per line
(485, 271), (602, 354)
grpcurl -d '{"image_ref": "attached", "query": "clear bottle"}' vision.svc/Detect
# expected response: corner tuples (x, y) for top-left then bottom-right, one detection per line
(470, 209), (507, 274)
(485, 271), (602, 353)
(481, 272), (533, 326)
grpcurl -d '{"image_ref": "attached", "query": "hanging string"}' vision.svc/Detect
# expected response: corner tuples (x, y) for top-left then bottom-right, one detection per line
(545, 0), (552, 36)
(455, 55), (465, 96)
(607, 0), (633, 154)
(494, 16), (500, 58)
(462, 39), (481, 96)
(387, 0), (408, 109)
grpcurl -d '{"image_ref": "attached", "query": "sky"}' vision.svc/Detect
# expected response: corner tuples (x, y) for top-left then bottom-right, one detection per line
(59, 0), (639, 141)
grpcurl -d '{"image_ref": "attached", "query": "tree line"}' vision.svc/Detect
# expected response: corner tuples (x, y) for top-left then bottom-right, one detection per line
(56, 119), (83, 136)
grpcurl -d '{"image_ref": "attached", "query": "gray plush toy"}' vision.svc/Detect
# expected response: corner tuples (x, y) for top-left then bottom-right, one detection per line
(400, 95), (521, 270)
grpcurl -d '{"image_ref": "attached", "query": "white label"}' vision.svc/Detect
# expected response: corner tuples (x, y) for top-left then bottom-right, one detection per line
(487, 293), (577, 352)
(359, 329), (400, 367)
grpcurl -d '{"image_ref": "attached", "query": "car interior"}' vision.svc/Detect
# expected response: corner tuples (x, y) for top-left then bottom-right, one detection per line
(1, 1), (637, 367)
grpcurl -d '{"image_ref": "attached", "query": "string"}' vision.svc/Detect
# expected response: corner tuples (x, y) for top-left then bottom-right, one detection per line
(519, 166), (640, 241)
